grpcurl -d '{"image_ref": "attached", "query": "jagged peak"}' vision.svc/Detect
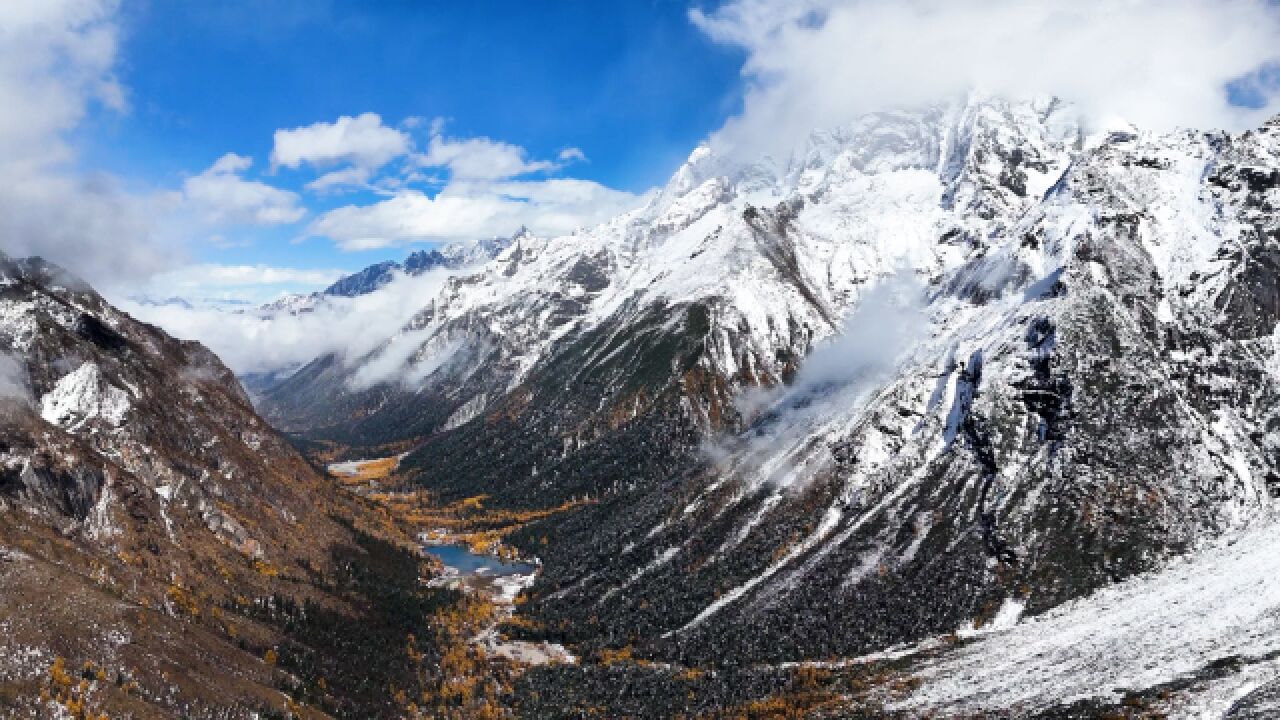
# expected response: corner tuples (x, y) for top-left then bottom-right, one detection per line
(646, 94), (1088, 218)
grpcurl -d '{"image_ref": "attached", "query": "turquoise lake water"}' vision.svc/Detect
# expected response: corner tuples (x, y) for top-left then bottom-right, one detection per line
(424, 544), (536, 577)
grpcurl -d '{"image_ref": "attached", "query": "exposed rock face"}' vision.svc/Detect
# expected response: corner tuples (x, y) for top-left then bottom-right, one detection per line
(0, 254), (342, 555)
(323, 259), (402, 298)
(257, 97), (1280, 697)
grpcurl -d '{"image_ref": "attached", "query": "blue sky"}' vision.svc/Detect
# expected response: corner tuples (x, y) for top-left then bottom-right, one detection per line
(81, 1), (745, 286)
(4, 0), (1279, 309)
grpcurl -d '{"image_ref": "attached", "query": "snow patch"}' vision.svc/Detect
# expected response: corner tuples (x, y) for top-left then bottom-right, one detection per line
(443, 393), (488, 431)
(901, 514), (1280, 714)
(0, 300), (39, 352)
(39, 363), (131, 431)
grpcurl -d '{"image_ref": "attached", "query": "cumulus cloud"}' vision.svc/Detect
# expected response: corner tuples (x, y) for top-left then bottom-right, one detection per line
(305, 166), (373, 193)
(288, 116), (633, 249)
(418, 134), (560, 180)
(694, 0), (1280, 161)
(271, 112), (410, 177)
(120, 267), (454, 374)
(0, 0), (177, 288)
(0, 0), (125, 170)
(308, 178), (648, 250)
(183, 153), (306, 225)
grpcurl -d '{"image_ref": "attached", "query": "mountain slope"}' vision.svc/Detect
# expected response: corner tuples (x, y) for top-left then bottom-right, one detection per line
(259, 96), (1280, 707)
(0, 253), (463, 718)
(899, 506), (1280, 716)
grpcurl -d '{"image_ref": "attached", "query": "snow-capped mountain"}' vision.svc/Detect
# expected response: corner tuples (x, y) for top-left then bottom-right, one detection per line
(127, 294), (194, 309)
(255, 235), (514, 317)
(256, 94), (1280, 712)
(321, 260), (401, 298)
(261, 96), (1084, 439)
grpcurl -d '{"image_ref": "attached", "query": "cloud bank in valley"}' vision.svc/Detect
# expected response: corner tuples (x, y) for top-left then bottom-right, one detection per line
(695, 0), (1280, 161)
(121, 267), (454, 375)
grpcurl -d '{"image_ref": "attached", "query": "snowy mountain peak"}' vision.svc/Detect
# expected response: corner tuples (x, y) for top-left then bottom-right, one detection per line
(254, 232), (518, 317)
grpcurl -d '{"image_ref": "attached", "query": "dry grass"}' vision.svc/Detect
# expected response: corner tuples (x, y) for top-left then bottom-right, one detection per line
(331, 456), (401, 486)
(365, 489), (588, 560)
(326, 453), (586, 556)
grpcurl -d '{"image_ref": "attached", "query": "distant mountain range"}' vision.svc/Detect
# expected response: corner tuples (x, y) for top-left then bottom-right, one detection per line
(256, 235), (515, 316)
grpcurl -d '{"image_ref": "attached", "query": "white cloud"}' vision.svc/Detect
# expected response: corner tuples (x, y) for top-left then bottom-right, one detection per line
(121, 267), (454, 374)
(713, 270), (927, 488)
(418, 134), (558, 180)
(694, 0), (1280, 161)
(1, 171), (174, 285)
(276, 114), (634, 249)
(271, 112), (410, 174)
(0, 0), (125, 171)
(305, 166), (373, 193)
(151, 263), (343, 290)
(415, 132), (587, 181)
(308, 178), (649, 250)
(0, 0), (177, 288)
(346, 329), (454, 391)
(120, 262), (346, 309)
(558, 147), (587, 163)
(0, 351), (31, 405)
(183, 153), (306, 225)
(207, 152), (250, 174)
(306, 126), (645, 250)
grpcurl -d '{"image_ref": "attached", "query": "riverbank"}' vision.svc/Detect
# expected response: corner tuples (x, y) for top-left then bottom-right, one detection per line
(420, 536), (575, 666)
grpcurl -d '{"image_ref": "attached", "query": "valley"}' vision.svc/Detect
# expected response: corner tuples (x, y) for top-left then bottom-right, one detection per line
(326, 452), (575, 668)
